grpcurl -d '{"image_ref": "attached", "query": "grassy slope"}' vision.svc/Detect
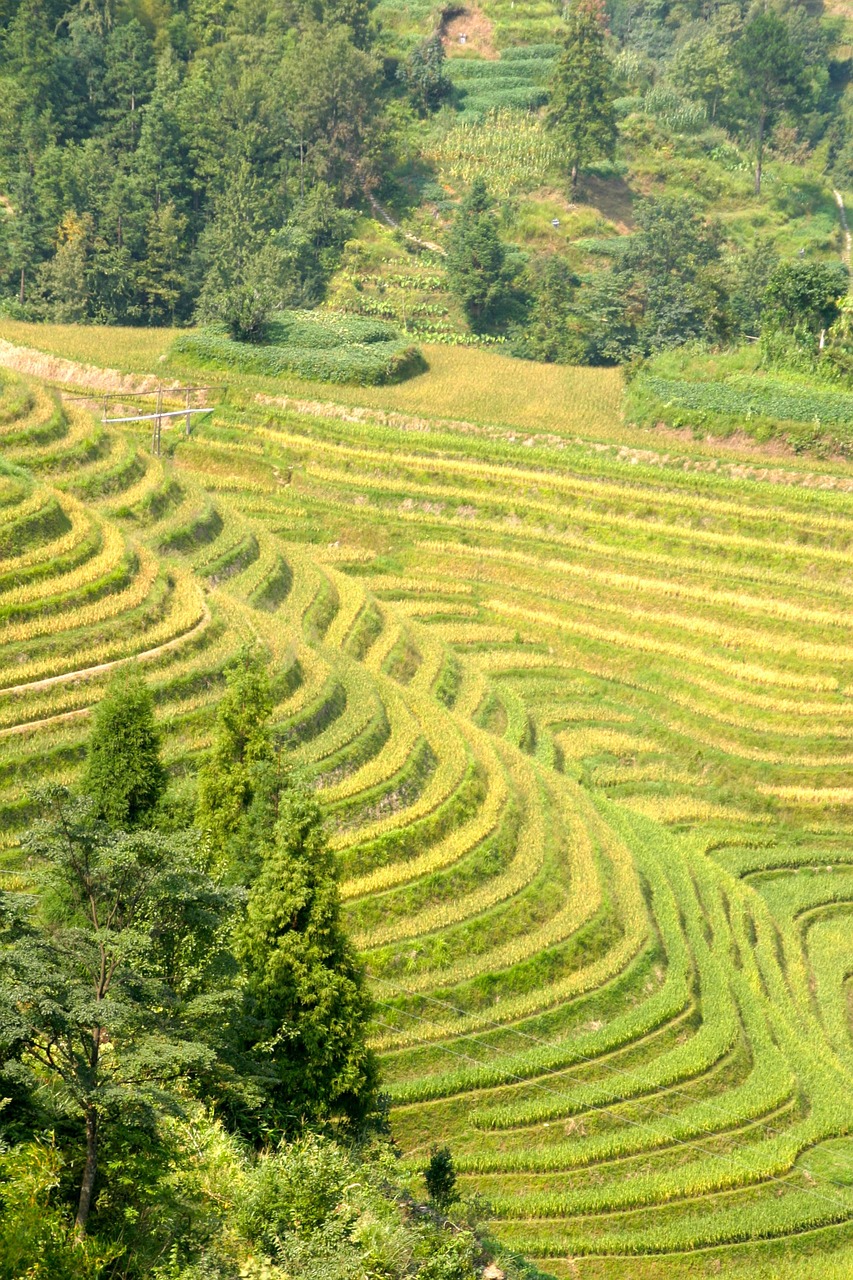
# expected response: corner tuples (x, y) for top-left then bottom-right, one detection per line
(9, 318), (853, 474)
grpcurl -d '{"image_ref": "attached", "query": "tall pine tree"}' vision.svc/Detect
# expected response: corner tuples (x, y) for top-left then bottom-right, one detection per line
(446, 177), (508, 330)
(548, 0), (616, 196)
(234, 783), (379, 1135)
(195, 648), (277, 871)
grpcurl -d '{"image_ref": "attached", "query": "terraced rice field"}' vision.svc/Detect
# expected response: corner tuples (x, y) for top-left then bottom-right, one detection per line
(3, 352), (853, 1278)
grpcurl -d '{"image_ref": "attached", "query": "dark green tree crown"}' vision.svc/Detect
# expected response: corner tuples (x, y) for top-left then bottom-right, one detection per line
(81, 665), (166, 829)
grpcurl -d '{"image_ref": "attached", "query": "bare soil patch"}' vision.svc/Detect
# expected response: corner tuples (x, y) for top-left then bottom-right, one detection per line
(579, 174), (635, 231)
(0, 338), (183, 395)
(440, 6), (498, 59)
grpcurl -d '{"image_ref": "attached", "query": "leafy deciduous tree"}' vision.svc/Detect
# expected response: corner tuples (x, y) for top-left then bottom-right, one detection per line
(764, 260), (848, 337)
(0, 789), (230, 1234)
(733, 10), (807, 195)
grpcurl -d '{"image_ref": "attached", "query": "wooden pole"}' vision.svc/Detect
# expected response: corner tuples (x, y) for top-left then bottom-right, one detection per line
(153, 384), (163, 456)
(185, 386), (191, 437)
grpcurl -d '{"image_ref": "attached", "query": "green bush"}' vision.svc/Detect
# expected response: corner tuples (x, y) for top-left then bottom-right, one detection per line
(642, 373), (853, 431)
(172, 311), (426, 386)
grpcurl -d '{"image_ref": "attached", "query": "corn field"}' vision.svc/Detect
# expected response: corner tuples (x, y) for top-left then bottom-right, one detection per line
(428, 108), (562, 196)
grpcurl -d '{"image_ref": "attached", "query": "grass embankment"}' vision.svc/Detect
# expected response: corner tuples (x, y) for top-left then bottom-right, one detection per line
(628, 344), (853, 456)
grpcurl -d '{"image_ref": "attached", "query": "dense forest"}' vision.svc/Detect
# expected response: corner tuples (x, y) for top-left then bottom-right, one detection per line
(1, 0), (852, 367)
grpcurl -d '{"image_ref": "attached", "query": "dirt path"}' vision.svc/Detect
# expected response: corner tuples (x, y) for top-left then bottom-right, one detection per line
(0, 598), (211, 724)
(0, 337), (183, 395)
(834, 189), (852, 268)
(367, 194), (446, 257)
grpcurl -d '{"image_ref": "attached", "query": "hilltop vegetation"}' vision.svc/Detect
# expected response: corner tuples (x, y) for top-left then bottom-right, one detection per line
(5, 0), (853, 1271)
(1, 0), (853, 391)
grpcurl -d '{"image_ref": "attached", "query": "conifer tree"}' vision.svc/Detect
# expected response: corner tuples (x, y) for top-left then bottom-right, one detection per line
(548, 0), (617, 195)
(446, 177), (508, 329)
(138, 202), (187, 324)
(196, 162), (285, 341)
(234, 783), (379, 1133)
(196, 648), (277, 870)
(37, 211), (91, 322)
(81, 666), (166, 828)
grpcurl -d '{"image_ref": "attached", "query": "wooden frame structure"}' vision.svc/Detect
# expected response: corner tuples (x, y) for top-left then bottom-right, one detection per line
(100, 386), (218, 455)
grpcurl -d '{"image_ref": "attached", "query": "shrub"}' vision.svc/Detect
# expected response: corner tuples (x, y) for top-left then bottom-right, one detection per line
(172, 311), (427, 386)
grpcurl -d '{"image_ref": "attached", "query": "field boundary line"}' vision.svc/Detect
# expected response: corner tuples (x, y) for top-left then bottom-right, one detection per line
(0, 596), (211, 699)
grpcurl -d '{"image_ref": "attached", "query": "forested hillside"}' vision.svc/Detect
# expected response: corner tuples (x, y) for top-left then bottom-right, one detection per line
(1, 0), (853, 369)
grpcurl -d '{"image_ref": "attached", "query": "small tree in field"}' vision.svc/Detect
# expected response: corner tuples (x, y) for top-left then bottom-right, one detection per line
(402, 34), (451, 114)
(447, 177), (508, 329)
(733, 10), (807, 196)
(424, 1145), (458, 1211)
(548, 0), (617, 195)
(81, 666), (166, 828)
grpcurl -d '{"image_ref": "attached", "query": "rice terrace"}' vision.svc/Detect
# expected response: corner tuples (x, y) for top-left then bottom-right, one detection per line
(5, 0), (853, 1268)
(3, 315), (853, 1277)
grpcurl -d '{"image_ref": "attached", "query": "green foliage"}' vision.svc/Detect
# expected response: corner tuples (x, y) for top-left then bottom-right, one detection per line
(155, 1123), (499, 1280)
(0, 786), (233, 1232)
(0, 1141), (113, 1280)
(81, 665), (166, 829)
(512, 255), (583, 363)
(173, 312), (427, 386)
(729, 240), (780, 337)
(584, 195), (726, 360)
(196, 162), (287, 342)
(0, 1), (386, 323)
(547, 0), (617, 190)
(669, 23), (734, 123)
(195, 647), (277, 871)
(732, 10), (809, 194)
(635, 370), (853, 436)
(424, 1145), (458, 1211)
(402, 34), (451, 115)
(234, 783), (380, 1134)
(764, 260), (848, 337)
(447, 178), (510, 330)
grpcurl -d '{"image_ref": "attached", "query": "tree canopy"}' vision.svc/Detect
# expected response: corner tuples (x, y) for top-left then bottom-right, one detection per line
(0, 788), (233, 1233)
(548, 0), (617, 193)
(81, 665), (166, 828)
(446, 177), (509, 329)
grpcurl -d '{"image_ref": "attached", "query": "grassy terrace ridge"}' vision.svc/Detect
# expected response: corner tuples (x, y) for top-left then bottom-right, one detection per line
(4, 339), (853, 1278)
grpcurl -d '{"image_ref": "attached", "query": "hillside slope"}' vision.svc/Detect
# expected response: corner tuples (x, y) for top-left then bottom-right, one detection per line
(3, 345), (853, 1276)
